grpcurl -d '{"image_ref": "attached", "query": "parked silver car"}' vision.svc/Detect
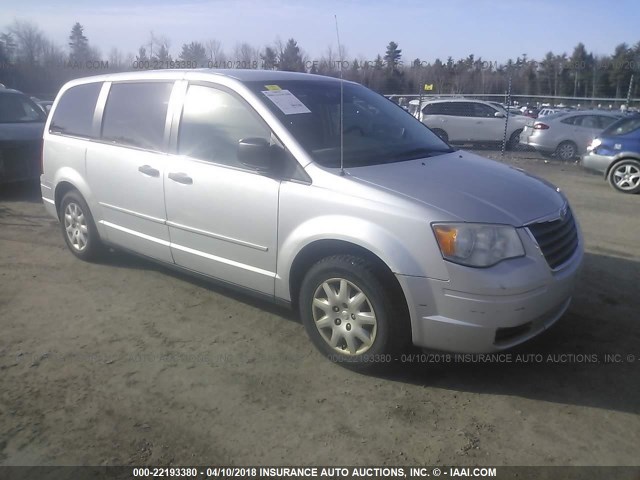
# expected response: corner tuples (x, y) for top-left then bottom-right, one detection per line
(41, 70), (583, 366)
(415, 98), (529, 148)
(520, 110), (621, 160)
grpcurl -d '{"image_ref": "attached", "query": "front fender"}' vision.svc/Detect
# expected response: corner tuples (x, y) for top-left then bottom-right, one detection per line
(275, 214), (448, 301)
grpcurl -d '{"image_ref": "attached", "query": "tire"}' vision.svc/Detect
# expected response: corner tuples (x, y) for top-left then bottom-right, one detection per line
(506, 129), (523, 151)
(59, 190), (104, 261)
(608, 159), (640, 194)
(431, 128), (448, 143)
(554, 141), (578, 161)
(299, 255), (409, 368)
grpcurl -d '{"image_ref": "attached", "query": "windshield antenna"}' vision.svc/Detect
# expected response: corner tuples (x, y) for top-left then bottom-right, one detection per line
(335, 14), (345, 176)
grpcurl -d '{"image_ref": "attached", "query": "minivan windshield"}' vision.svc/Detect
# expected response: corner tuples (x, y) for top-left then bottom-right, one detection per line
(246, 80), (453, 167)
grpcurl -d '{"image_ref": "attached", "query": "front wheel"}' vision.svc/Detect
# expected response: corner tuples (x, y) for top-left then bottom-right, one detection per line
(299, 255), (409, 368)
(506, 129), (523, 151)
(608, 159), (640, 194)
(60, 190), (104, 261)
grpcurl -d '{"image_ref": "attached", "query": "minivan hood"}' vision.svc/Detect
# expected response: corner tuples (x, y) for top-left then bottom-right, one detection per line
(345, 151), (565, 226)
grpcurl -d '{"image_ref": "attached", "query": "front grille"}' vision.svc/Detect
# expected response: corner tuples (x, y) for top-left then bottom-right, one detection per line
(527, 206), (579, 269)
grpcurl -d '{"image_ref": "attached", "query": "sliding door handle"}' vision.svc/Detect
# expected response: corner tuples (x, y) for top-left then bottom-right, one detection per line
(168, 172), (193, 185)
(138, 165), (159, 177)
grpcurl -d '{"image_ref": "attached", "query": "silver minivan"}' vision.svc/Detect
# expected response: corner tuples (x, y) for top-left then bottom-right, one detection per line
(41, 70), (583, 366)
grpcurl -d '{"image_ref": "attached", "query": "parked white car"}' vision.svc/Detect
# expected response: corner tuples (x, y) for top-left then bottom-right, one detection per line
(415, 98), (529, 148)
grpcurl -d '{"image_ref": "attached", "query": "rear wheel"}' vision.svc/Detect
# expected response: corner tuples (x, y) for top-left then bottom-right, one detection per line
(608, 159), (640, 194)
(554, 141), (577, 161)
(299, 255), (409, 368)
(59, 190), (104, 261)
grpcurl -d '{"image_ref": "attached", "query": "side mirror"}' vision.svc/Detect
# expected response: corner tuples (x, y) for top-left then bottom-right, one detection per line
(238, 137), (272, 172)
(494, 111), (505, 118)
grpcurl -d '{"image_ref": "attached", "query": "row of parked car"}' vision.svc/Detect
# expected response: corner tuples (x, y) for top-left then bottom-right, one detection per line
(1, 83), (639, 195)
(407, 97), (640, 194)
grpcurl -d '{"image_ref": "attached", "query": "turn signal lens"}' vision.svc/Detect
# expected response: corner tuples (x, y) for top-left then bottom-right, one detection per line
(432, 223), (525, 268)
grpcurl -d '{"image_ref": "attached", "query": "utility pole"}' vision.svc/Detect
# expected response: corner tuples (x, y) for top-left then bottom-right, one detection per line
(626, 74), (635, 109)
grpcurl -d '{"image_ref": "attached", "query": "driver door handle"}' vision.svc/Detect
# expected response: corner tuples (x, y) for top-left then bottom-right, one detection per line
(168, 172), (193, 185)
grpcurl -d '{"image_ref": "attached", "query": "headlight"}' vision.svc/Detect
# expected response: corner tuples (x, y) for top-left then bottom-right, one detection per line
(587, 138), (601, 152)
(432, 223), (525, 267)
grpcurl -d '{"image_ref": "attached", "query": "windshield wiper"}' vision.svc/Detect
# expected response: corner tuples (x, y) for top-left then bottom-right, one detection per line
(396, 147), (454, 161)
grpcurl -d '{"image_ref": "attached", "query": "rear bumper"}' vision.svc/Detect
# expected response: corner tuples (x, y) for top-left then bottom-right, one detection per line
(398, 228), (584, 353)
(519, 137), (555, 153)
(40, 176), (58, 219)
(581, 152), (613, 175)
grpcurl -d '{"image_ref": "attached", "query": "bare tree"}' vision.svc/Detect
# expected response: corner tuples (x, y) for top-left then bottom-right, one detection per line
(108, 47), (124, 69)
(233, 42), (260, 67)
(9, 20), (47, 65)
(206, 39), (226, 65)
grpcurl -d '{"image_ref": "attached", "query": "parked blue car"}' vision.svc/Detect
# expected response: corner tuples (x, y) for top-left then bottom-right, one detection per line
(582, 114), (640, 194)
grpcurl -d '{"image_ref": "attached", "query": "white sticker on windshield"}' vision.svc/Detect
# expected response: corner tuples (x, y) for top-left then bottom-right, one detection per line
(262, 90), (311, 115)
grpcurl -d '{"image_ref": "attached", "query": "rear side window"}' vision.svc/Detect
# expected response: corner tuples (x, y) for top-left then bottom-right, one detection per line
(561, 115), (580, 126)
(438, 102), (475, 117)
(101, 82), (174, 151)
(604, 117), (640, 136)
(50, 83), (102, 136)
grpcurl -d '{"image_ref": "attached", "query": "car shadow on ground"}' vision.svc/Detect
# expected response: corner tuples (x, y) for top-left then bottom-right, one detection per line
(101, 249), (299, 324)
(100, 245), (639, 414)
(370, 251), (640, 415)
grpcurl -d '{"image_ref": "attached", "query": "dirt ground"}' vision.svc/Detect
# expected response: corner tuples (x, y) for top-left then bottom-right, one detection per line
(0, 150), (639, 467)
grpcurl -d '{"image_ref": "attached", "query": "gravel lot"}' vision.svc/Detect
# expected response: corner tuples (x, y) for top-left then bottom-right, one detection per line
(1, 150), (639, 467)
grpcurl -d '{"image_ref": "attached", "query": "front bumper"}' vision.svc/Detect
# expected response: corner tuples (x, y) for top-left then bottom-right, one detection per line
(397, 227), (583, 353)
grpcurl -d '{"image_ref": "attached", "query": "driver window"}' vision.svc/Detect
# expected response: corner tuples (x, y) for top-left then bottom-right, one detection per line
(178, 85), (271, 167)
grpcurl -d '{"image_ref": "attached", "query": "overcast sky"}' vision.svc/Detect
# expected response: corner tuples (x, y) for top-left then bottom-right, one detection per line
(4, 0), (640, 63)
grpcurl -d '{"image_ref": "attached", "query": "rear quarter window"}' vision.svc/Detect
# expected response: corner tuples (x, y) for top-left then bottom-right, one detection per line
(50, 82), (102, 137)
(0, 92), (46, 123)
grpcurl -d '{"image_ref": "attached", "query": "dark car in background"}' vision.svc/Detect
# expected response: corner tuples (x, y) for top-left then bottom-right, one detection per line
(582, 114), (640, 194)
(0, 88), (47, 183)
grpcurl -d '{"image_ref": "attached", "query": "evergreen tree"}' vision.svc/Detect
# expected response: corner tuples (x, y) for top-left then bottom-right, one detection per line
(279, 38), (304, 72)
(384, 41), (402, 71)
(179, 42), (208, 66)
(68, 22), (89, 64)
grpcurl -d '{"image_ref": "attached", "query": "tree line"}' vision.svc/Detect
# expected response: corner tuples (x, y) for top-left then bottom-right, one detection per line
(1, 19), (639, 102)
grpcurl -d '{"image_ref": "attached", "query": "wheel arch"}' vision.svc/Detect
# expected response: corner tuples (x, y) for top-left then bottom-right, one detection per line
(604, 154), (640, 179)
(287, 239), (408, 315)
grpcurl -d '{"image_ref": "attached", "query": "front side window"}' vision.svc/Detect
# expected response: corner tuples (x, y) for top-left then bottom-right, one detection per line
(178, 85), (271, 167)
(0, 93), (46, 123)
(101, 82), (174, 151)
(50, 82), (102, 136)
(246, 80), (452, 168)
(473, 103), (498, 118)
